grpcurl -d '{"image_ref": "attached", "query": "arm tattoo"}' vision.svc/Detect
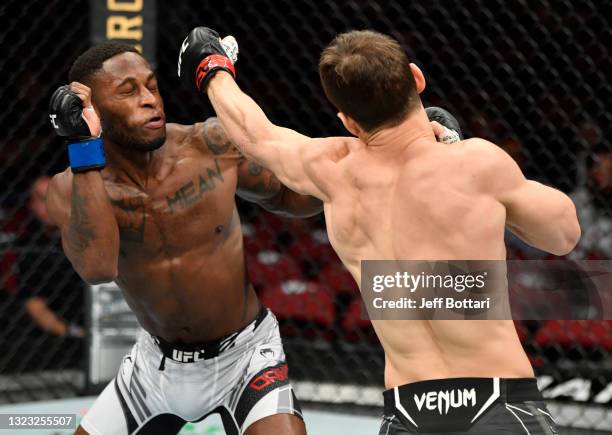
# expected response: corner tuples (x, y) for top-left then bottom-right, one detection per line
(238, 162), (283, 202)
(67, 182), (95, 253)
(250, 169), (282, 199)
(238, 162), (322, 216)
(201, 118), (232, 155)
(247, 161), (263, 177)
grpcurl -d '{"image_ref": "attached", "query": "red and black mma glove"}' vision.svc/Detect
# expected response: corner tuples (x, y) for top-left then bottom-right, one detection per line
(49, 85), (105, 173)
(177, 27), (236, 94)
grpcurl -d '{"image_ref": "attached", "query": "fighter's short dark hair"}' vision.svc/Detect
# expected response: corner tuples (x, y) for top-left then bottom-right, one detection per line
(319, 31), (418, 133)
(69, 42), (141, 84)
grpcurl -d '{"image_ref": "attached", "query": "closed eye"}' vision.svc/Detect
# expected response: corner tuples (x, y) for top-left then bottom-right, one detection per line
(147, 77), (159, 93)
(119, 85), (136, 96)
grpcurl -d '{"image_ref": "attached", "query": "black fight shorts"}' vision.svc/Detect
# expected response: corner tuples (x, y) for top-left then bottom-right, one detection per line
(379, 378), (558, 434)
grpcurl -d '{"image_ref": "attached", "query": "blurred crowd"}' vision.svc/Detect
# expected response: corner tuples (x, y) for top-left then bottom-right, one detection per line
(0, 175), (85, 373)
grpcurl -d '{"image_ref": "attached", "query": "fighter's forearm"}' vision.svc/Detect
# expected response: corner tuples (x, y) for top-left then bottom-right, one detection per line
(207, 73), (277, 165)
(65, 172), (119, 283)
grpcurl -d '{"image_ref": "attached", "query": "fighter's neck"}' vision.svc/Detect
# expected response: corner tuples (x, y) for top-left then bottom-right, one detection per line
(104, 140), (163, 188)
(364, 109), (436, 150)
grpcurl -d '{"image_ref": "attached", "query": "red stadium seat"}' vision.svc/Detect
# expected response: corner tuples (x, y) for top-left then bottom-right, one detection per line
(318, 264), (359, 296)
(255, 213), (284, 233)
(248, 250), (301, 288)
(288, 231), (340, 266)
(341, 298), (371, 331)
(0, 248), (17, 293)
(340, 298), (379, 344)
(259, 280), (335, 327)
(242, 224), (275, 255)
(534, 320), (612, 352)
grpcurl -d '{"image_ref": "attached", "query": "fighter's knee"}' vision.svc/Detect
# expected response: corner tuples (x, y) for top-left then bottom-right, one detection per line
(244, 414), (306, 435)
(74, 425), (90, 435)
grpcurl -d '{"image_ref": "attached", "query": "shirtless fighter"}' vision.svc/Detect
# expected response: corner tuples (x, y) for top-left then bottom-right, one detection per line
(178, 28), (581, 434)
(47, 42), (320, 435)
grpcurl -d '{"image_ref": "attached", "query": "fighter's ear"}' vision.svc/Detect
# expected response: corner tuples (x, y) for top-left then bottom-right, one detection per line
(337, 112), (364, 138)
(410, 63), (426, 94)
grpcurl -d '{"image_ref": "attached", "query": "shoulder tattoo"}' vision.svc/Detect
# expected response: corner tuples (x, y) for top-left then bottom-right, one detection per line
(201, 117), (232, 155)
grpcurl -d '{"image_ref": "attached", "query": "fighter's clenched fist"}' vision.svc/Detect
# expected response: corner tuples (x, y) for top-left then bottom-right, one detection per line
(49, 82), (101, 138)
(49, 82), (105, 172)
(177, 27), (238, 93)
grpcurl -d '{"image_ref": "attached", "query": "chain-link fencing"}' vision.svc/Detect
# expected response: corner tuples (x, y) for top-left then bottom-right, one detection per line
(0, 0), (89, 402)
(0, 0), (610, 431)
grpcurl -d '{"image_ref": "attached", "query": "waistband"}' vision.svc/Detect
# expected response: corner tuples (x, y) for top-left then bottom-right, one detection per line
(153, 305), (268, 364)
(384, 378), (541, 413)
(383, 377), (542, 431)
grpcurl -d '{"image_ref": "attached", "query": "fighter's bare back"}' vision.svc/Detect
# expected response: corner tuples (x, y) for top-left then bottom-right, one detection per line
(319, 129), (534, 388)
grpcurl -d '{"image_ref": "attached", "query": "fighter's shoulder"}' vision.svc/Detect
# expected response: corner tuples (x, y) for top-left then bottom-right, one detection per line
(164, 122), (198, 147)
(456, 138), (521, 186)
(303, 136), (355, 163)
(188, 117), (240, 157)
(47, 166), (117, 201)
(455, 138), (512, 167)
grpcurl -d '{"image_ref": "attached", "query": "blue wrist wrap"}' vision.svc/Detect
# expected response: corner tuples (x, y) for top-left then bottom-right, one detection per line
(67, 138), (106, 172)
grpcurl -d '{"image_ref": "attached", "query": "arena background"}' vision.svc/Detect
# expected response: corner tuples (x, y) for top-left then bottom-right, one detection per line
(0, 0), (610, 433)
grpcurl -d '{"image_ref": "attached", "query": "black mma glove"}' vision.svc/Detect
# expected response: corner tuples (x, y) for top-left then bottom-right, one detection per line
(425, 106), (464, 143)
(178, 27), (238, 94)
(49, 85), (105, 173)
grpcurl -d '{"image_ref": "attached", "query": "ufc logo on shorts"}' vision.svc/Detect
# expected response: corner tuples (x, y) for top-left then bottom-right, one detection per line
(49, 114), (59, 129)
(177, 37), (189, 77)
(414, 388), (477, 415)
(171, 349), (205, 362)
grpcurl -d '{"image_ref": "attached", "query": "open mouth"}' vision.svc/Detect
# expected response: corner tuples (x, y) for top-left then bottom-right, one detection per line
(145, 115), (165, 129)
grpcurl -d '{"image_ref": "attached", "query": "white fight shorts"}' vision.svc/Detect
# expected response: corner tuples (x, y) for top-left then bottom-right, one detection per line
(81, 307), (302, 435)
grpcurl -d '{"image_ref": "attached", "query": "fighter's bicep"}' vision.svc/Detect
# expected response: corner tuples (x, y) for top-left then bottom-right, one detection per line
(479, 143), (553, 231)
(236, 160), (283, 202)
(502, 180), (565, 233)
(499, 181), (535, 228)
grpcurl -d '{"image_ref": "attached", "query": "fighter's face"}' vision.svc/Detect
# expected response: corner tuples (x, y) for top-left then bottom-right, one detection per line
(91, 52), (166, 151)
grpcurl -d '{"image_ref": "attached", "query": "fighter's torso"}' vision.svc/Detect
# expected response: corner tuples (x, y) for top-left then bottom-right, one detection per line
(323, 137), (533, 386)
(101, 122), (258, 343)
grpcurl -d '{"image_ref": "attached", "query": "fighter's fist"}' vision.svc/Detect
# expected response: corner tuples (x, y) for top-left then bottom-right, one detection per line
(49, 83), (101, 139)
(49, 83), (105, 173)
(177, 27), (237, 93)
(425, 107), (463, 144)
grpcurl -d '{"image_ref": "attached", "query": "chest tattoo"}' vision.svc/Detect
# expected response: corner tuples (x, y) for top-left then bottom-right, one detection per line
(111, 196), (146, 243)
(166, 158), (225, 213)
